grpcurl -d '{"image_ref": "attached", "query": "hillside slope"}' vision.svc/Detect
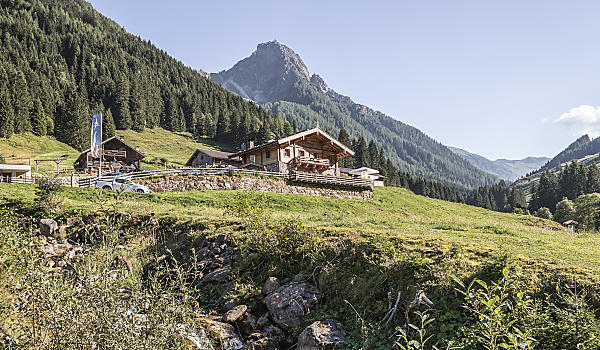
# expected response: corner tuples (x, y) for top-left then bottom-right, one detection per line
(0, 0), (279, 151)
(211, 41), (498, 189)
(514, 135), (600, 193)
(449, 146), (549, 181)
(2, 183), (599, 348)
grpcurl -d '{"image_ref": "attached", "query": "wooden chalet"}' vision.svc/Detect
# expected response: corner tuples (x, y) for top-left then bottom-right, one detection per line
(186, 149), (241, 168)
(229, 126), (354, 175)
(74, 136), (145, 173)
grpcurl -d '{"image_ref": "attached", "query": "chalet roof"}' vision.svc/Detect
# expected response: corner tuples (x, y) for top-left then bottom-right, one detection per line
(563, 220), (578, 225)
(340, 167), (385, 179)
(186, 148), (241, 166)
(229, 127), (355, 158)
(75, 136), (146, 163)
(350, 167), (380, 175)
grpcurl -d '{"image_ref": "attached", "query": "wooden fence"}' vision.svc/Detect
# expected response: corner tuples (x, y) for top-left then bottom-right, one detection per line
(74, 167), (373, 190)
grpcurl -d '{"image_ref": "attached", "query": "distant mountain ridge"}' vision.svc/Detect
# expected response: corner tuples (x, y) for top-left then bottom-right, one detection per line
(448, 147), (549, 181)
(211, 40), (498, 189)
(536, 135), (600, 173)
(512, 134), (600, 193)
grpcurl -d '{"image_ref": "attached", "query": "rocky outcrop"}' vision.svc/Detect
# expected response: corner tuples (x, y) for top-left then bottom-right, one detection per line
(263, 278), (322, 329)
(140, 175), (374, 200)
(297, 319), (345, 350)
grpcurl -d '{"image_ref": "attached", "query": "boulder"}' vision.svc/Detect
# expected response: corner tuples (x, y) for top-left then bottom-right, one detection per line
(39, 218), (58, 236)
(202, 265), (231, 283)
(262, 277), (280, 296)
(263, 282), (321, 329)
(40, 242), (75, 258)
(297, 319), (345, 350)
(197, 316), (244, 350)
(223, 304), (247, 323)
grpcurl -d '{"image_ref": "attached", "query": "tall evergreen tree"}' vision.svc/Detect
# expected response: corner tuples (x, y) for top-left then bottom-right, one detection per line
(30, 98), (46, 136)
(114, 74), (131, 129)
(0, 63), (14, 138)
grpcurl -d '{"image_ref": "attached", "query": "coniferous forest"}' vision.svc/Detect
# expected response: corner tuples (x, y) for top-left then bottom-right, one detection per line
(0, 0), (295, 152)
(0, 0), (501, 191)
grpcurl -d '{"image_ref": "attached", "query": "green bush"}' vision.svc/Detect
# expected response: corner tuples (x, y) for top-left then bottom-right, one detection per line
(34, 175), (64, 216)
(534, 207), (552, 220)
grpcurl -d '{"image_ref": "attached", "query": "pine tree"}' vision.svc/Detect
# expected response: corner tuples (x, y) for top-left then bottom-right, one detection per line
(8, 65), (31, 133)
(31, 98), (46, 136)
(587, 164), (600, 194)
(103, 108), (116, 140)
(0, 63), (14, 138)
(55, 86), (89, 150)
(114, 74), (131, 129)
(354, 137), (368, 167)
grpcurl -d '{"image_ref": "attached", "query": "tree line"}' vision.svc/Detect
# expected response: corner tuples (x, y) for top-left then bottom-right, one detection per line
(0, 0), (294, 151)
(528, 161), (600, 214)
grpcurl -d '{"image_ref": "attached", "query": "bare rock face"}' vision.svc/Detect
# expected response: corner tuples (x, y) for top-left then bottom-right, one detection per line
(297, 319), (345, 350)
(263, 281), (321, 329)
(39, 218), (58, 236)
(210, 40), (310, 103)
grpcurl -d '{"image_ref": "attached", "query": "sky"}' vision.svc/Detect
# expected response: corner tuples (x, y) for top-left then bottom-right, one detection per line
(87, 0), (600, 160)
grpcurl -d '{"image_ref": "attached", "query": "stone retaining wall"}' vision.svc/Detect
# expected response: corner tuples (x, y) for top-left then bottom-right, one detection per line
(139, 175), (374, 200)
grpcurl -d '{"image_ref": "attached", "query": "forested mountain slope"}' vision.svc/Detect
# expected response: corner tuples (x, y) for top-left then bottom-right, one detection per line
(212, 41), (497, 189)
(513, 135), (600, 194)
(537, 135), (600, 173)
(0, 0), (293, 152)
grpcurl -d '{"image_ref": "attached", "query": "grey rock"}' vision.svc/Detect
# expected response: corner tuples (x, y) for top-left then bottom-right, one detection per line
(39, 218), (58, 236)
(256, 313), (270, 329)
(262, 277), (280, 296)
(197, 316), (244, 350)
(297, 319), (345, 350)
(223, 304), (247, 323)
(263, 282), (321, 329)
(202, 265), (231, 283)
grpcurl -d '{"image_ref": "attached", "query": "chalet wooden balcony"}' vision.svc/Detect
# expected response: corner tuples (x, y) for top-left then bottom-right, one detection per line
(293, 156), (331, 169)
(289, 171), (373, 189)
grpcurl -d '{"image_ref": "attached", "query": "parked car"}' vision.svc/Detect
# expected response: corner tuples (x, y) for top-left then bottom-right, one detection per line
(95, 177), (151, 193)
(119, 165), (137, 173)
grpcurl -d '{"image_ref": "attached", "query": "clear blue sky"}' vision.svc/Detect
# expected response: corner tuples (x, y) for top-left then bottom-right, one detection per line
(88, 0), (600, 160)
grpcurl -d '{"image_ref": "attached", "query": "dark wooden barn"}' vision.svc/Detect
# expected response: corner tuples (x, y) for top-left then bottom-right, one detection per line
(74, 136), (145, 173)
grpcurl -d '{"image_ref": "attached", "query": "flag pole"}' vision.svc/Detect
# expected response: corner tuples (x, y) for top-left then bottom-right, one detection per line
(98, 113), (103, 177)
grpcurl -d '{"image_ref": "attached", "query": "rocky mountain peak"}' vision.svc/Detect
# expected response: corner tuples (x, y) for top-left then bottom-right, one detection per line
(210, 40), (311, 103)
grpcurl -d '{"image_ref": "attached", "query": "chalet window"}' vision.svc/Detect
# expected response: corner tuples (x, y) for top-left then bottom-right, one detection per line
(285, 149), (290, 157)
(250, 155), (256, 163)
(266, 150), (271, 158)
(299, 150), (305, 156)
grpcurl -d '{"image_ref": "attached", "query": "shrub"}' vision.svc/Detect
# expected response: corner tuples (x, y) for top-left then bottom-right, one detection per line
(35, 175), (64, 215)
(455, 267), (536, 349)
(534, 207), (552, 220)
(553, 197), (575, 225)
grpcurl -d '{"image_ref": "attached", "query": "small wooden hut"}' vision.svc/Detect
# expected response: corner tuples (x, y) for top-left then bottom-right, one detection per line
(563, 220), (578, 233)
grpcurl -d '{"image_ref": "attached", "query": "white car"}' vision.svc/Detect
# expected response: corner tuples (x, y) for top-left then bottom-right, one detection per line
(95, 177), (151, 193)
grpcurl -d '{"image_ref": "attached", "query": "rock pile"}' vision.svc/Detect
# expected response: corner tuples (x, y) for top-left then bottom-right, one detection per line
(140, 175), (374, 200)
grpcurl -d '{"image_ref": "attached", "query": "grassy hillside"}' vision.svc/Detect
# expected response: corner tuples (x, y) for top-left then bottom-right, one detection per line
(1, 182), (599, 348)
(2, 183), (597, 275)
(0, 128), (231, 172)
(0, 134), (79, 172)
(115, 128), (233, 168)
